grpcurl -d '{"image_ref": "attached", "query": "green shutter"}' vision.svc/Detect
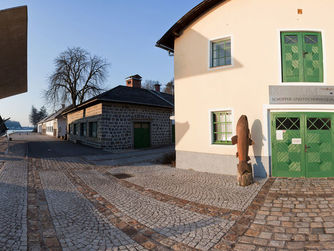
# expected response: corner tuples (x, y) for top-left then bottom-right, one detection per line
(281, 32), (323, 82)
(302, 32), (323, 82)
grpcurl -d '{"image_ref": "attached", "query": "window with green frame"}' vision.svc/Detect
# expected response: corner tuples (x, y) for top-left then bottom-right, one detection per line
(210, 38), (231, 68)
(212, 111), (233, 144)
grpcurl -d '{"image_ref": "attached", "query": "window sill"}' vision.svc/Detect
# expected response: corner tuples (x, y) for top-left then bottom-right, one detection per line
(212, 142), (232, 145)
(209, 64), (233, 71)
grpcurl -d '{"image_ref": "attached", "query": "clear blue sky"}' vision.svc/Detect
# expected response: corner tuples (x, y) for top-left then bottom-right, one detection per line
(0, 0), (202, 126)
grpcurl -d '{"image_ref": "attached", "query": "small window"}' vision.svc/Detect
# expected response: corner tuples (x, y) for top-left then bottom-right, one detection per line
(276, 117), (300, 130)
(69, 124), (73, 135)
(212, 111), (233, 144)
(80, 123), (87, 136)
(73, 124), (78, 135)
(210, 38), (231, 68)
(89, 122), (97, 138)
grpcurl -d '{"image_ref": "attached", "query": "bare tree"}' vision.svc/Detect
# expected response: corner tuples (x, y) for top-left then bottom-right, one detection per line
(45, 47), (109, 107)
(163, 79), (174, 95)
(142, 80), (160, 90)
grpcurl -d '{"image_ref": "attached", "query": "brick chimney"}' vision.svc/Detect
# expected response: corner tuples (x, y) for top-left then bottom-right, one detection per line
(154, 83), (161, 92)
(126, 74), (142, 88)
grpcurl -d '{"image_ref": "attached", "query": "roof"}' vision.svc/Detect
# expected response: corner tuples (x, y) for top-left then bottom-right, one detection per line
(0, 6), (27, 99)
(38, 105), (73, 124)
(64, 86), (174, 114)
(156, 0), (225, 52)
(126, 74), (142, 80)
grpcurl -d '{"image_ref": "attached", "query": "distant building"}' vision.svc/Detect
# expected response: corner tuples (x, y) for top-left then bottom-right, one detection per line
(38, 105), (72, 138)
(63, 74), (174, 151)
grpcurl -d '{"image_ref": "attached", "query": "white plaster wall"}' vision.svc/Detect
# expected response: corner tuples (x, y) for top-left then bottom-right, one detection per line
(57, 118), (67, 137)
(174, 0), (334, 171)
(45, 120), (54, 136)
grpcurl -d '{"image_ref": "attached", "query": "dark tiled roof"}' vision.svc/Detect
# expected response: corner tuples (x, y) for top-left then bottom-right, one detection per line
(156, 0), (225, 52)
(96, 86), (174, 108)
(64, 86), (174, 115)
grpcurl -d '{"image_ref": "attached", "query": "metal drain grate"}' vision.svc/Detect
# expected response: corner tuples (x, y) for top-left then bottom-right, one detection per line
(112, 173), (133, 179)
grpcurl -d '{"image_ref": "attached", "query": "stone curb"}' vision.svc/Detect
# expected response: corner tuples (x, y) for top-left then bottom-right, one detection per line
(27, 158), (62, 250)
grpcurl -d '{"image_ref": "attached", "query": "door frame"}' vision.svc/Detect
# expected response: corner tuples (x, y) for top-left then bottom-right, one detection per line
(270, 110), (334, 177)
(277, 29), (327, 84)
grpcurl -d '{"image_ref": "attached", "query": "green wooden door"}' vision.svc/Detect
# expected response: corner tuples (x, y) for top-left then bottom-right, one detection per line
(281, 32), (323, 82)
(305, 113), (334, 177)
(134, 122), (150, 149)
(271, 112), (334, 177)
(271, 113), (305, 177)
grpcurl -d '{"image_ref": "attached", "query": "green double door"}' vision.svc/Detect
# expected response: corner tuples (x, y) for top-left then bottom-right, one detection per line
(281, 31), (323, 82)
(271, 112), (334, 177)
(134, 122), (150, 149)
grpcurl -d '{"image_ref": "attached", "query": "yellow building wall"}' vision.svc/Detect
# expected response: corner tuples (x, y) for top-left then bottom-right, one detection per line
(174, 0), (334, 161)
(67, 103), (102, 124)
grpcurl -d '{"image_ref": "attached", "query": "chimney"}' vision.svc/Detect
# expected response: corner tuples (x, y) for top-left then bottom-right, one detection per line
(154, 83), (161, 92)
(126, 74), (142, 88)
(61, 103), (65, 109)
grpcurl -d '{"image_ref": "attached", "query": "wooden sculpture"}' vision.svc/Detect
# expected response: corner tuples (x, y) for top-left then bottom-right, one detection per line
(231, 115), (254, 186)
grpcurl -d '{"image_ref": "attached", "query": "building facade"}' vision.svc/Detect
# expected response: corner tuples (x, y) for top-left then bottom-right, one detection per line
(37, 105), (70, 138)
(65, 75), (174, 152)
(157, 0), (334, 178)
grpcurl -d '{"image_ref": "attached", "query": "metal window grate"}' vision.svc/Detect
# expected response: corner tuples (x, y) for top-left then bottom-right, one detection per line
(307, 118), (331, 130)
(276, 117), (300, 130)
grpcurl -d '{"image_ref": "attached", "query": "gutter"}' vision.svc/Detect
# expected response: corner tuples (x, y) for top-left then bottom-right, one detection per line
(155, 43), (174, 54)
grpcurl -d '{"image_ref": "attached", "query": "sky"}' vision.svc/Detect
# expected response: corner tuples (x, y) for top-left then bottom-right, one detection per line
(0, 0), (202, 126)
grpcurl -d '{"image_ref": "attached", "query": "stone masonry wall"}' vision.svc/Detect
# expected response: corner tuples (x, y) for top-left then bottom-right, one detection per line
(100, 103), (173, 151)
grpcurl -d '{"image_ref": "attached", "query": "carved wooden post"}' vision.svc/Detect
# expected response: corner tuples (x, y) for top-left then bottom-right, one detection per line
(231, 115), (254, 186)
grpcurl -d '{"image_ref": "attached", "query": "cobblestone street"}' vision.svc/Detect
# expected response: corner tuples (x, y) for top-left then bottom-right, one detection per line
(1, 134), (334, 250)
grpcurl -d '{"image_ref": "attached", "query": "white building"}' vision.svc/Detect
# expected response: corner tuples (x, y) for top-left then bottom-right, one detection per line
(157, 0), (334, 178)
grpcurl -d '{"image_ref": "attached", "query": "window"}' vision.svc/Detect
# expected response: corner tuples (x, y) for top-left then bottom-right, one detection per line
(89, 122), (97, 138)
(281, 31), (323, 82)
(73, 124), (78, 135)
(69, 124), (73, 135)
(80, 123), (87, 137)
(212, 111), (233, 144)
(210, 38), (231, 68)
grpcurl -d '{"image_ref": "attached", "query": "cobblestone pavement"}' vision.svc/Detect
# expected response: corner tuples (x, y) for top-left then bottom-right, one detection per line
(0, 141), (27, 250)
(40, 170), (144, 251)
(108, 164), (267, 211)
(77, 169), (235, 250)
(7, 134), (334, 250)
(234, 178), (334, 250)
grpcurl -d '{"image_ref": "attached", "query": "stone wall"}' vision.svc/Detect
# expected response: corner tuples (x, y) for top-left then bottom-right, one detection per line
(67, 102), (173, 152)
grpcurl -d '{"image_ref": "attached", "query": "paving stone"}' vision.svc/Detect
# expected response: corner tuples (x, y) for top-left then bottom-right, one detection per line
(76, 169), (234, 250)
(39, 170), (143, 250)
(0, 154), (27, 250)
(108, 164), (267, 211)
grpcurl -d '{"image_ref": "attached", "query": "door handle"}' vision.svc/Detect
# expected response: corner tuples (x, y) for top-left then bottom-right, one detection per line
(304, 144), (311, 152)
